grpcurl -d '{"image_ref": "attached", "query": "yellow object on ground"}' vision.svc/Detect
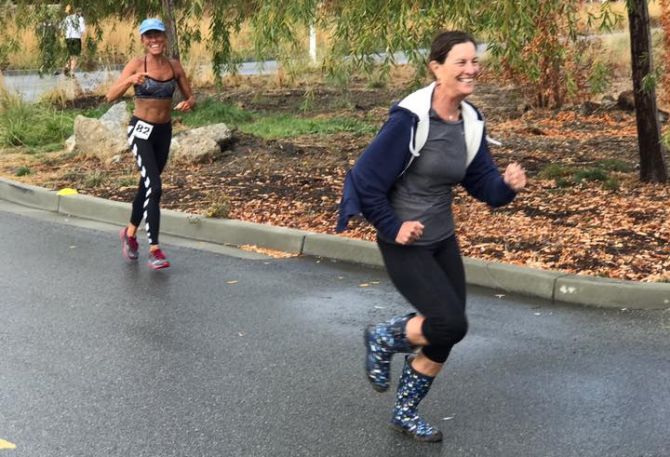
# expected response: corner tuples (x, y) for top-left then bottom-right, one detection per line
(0, 438), (16, 449)
(57, 188), (78, 196)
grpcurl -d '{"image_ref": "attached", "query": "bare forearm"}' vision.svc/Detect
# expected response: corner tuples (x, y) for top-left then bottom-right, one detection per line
(105, 80), (132, 103)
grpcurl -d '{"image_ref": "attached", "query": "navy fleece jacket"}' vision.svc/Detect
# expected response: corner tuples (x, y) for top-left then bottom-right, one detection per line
(336, 82), (517, 241)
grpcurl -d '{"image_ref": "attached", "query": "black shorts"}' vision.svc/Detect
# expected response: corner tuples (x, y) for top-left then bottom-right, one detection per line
(66, 38), (81, 56)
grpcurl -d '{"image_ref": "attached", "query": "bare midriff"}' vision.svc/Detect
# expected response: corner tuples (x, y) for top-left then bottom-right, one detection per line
(134, 98), (173, 124)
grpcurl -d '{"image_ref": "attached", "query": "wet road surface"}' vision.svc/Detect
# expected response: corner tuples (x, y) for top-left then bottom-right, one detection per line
(1, 202), (669, 457)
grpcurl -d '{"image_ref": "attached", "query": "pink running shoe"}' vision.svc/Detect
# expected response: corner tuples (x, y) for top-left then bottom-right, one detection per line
(147, 249), (170, 270)
(119, 227), (139, 261)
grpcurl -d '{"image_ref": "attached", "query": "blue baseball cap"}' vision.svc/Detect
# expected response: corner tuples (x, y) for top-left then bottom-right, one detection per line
(139, 18), (166, 35)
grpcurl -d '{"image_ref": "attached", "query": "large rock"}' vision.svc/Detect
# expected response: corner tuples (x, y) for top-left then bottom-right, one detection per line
(69, 102), (131, 161)
(170, 123), (232, 163)
(617, 90), (635, 111)
(66, 104), (233, 164)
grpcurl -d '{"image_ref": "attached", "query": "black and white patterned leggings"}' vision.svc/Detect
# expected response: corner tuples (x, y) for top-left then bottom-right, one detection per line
(127, 116), (172, 246)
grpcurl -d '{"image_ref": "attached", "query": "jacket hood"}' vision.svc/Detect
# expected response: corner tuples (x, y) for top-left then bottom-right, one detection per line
(393, 82), (484, 167)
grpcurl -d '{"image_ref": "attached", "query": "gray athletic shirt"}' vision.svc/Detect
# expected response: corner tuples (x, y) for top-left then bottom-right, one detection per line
(385, 108), (467, 245)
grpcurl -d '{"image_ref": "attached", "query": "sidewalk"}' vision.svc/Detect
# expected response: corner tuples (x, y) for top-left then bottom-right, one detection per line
(2, 176), (669, 310)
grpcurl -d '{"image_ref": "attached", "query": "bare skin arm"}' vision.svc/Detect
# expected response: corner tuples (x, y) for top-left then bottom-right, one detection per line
(105, 58), (147, 103)
(171, 59), (195, 112)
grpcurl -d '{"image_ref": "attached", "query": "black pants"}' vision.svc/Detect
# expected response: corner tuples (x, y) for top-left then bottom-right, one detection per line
(377, 235), (468, 364)
(127, 116), (172, 246)
(66, 38), (81, 56)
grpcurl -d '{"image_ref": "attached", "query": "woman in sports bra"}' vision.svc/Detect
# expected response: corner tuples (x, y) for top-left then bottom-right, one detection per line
(106, 18), (195, 270)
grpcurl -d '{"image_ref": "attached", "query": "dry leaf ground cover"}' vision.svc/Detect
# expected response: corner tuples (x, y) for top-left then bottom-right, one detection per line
(1, 77), (669, 282)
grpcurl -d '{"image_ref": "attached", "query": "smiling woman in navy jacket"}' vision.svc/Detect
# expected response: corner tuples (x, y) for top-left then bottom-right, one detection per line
(337, 30), (526, 442)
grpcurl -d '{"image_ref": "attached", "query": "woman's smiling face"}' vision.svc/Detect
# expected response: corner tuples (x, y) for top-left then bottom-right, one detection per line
(429, 41), (480, 97)
(142, 31), (167, 55)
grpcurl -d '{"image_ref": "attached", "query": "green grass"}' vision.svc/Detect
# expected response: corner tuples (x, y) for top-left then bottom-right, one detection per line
(574, 168), (609, 183)
(83, 171), (107, 188)
(0, 94), (376, 154)
(595, 159), (633, 173)
(116, 175), (138, 187)
(240, 114), (377, 139)
(538, 161), (629, 191)
(538, 163), (571, 180)
(178, 98), (253, 128)
(0, 96), (75, 153)
(79, 104), (114, 119)
(178, 97), (376, 139)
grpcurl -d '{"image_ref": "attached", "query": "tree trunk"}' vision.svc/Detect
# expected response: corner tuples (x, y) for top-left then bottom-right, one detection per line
(659, 0), (670, 107)
(627, 0), (668, 183)
(161, 0), (180, 60)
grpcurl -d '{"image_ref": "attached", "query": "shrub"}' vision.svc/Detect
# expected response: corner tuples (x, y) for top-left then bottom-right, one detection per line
(574, 168), (609, 183)
(0, 95), (73, 152)
(538, 163), (572, 180)
(15, 165), (31, 176)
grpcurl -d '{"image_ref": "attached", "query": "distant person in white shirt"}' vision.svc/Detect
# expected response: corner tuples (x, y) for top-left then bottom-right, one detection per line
(62, 4), (85, 76)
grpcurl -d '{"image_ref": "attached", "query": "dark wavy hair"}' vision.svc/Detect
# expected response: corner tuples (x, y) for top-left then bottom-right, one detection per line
(428, 30), (477, 64)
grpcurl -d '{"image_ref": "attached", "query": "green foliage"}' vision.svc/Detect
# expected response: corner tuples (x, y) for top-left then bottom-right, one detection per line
(596, 159), (633, 173)
(602, 177), (620, 191)
(538, 161), (628, 190)
(240, 114), (376, 139)
(117, 175), (138, 187)
(176, 96), (374, 138)
(587, 60), (612, 96)
(300, 87), (316, 113)
(79, 104), (114, 119)
(15, 165), (31, 176)
(34, 4), (66, 75)
(204, 192), (231, 218)
(83, 170), (107, 187)
(663, 130), (670, 149)
(641, 71), (659, 93)
(574, 167), (608, 183)
(178, 97), (253, 128)
(0, 96), (74, 152)
(0, 1), (645, 109)
(538, 163), (571, 180)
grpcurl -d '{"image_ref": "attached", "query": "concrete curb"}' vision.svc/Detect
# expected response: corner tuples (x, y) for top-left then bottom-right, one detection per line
(0, 179), (59, 211)
(2, 177), (669, 310)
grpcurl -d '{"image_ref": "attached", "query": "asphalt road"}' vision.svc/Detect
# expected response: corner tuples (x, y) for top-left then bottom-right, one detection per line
(1, 201), (669, 457)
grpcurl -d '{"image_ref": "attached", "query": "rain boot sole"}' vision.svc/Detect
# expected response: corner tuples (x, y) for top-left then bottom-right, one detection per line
(389, 422), (443, 442)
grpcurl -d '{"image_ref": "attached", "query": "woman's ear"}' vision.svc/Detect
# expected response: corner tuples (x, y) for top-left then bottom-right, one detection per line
(428, 60), (439, 77)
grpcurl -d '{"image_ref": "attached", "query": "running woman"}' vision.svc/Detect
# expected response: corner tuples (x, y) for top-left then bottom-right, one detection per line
(337, 31), (526, 442)
(106, 18), (195, 269)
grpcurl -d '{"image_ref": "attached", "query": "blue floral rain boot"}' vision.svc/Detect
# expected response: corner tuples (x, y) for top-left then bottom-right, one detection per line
(364, 313), (416, 392)
(389, 355), (443, 442)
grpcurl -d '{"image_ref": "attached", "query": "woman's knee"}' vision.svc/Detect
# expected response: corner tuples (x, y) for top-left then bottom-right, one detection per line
(423, 314), (469, 347)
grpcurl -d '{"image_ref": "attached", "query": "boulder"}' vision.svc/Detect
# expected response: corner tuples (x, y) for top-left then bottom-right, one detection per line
(66, 104), (233, 164)
(616, 90), (668, 123)
(617, 90), (635, 111)
(69, 102), (131, 161)
(170, 123), (232, 164)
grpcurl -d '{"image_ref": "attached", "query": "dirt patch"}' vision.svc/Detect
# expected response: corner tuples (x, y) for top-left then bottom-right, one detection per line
(2, 76), (669, 282)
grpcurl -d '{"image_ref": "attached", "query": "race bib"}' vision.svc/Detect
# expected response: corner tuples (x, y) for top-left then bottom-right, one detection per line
(132, 120), (154, 140)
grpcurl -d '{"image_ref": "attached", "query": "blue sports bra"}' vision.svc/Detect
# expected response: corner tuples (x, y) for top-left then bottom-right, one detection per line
(134, 56), (177, 99)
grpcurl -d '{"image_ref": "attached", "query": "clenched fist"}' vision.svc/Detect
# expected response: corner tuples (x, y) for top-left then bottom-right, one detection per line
(503, 162), (527, 192)
(127, 72), (150, 86)
(395, 221), (425, 245)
